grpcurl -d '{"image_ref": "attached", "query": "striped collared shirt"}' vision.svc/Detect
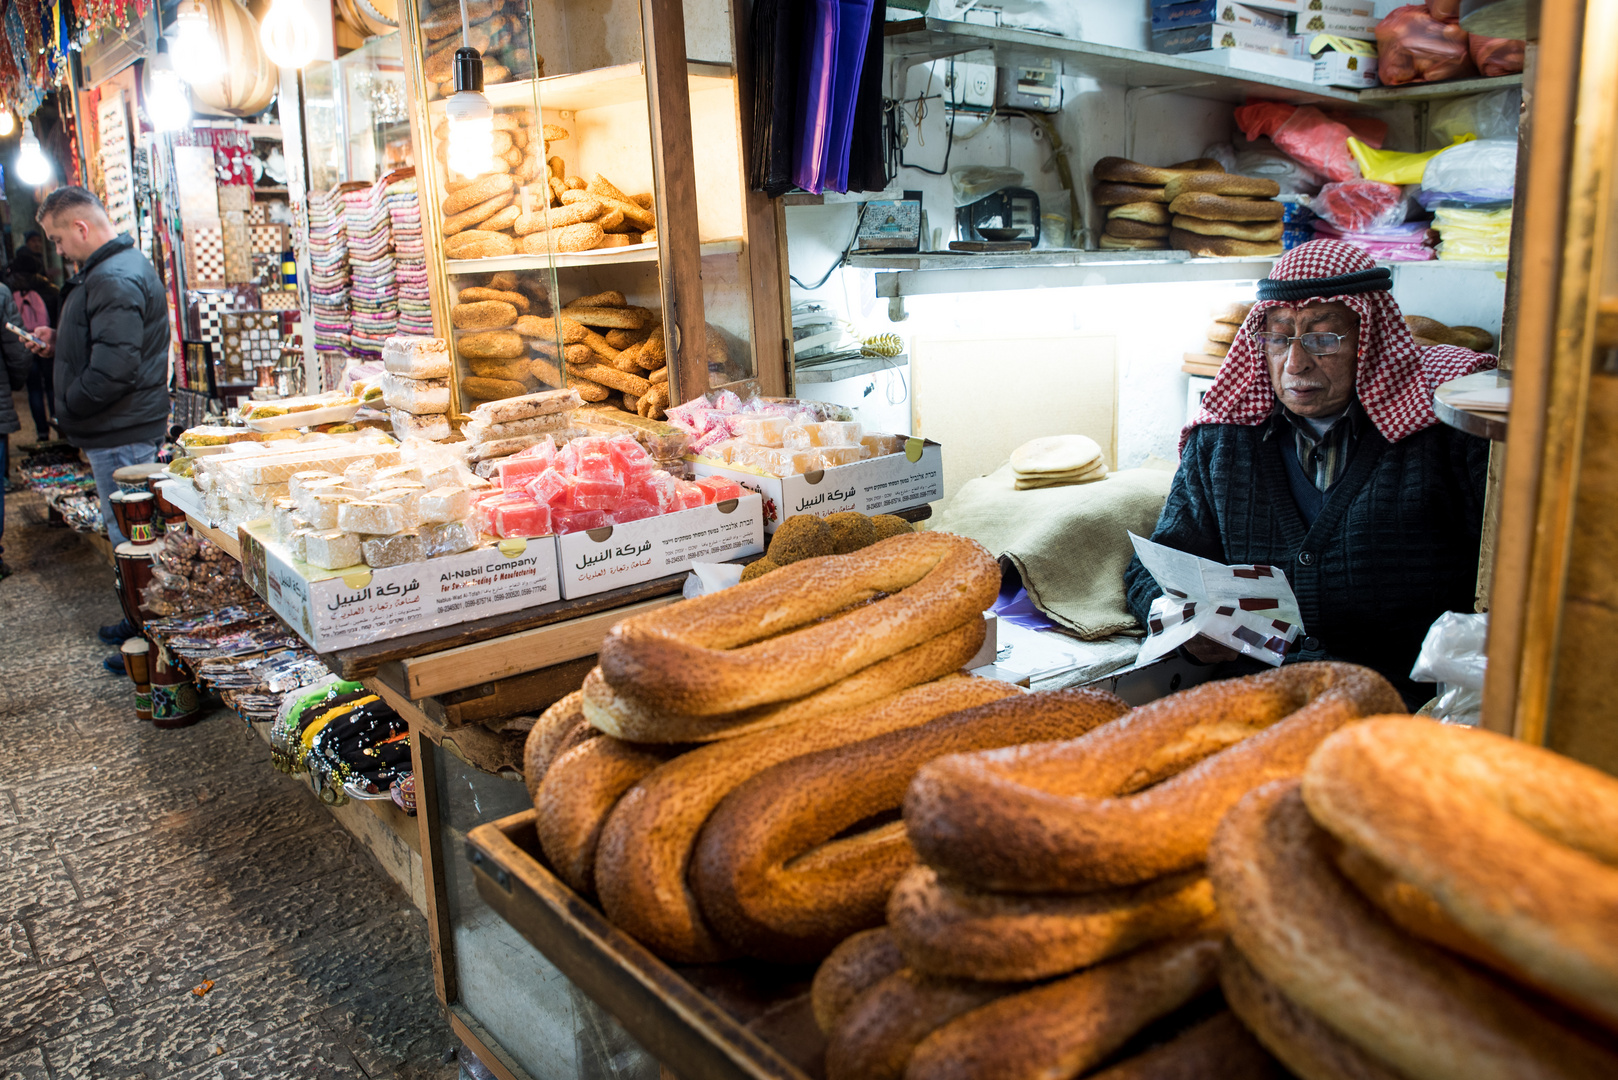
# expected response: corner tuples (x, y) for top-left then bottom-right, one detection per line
(1268, 400), (1364, 492)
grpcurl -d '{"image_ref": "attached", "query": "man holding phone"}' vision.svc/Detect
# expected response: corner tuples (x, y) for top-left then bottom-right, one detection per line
(26, 187), (170, 659)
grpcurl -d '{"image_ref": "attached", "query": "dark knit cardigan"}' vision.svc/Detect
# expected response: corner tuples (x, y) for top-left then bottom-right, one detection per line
(1124, 418), (1489, 706)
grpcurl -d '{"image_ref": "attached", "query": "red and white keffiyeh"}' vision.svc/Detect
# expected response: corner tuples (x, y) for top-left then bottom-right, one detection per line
(1182, 240), (1496, 452)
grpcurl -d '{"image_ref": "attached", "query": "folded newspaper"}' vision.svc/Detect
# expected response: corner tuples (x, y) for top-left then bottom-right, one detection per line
(1130, 533), (1304, 667)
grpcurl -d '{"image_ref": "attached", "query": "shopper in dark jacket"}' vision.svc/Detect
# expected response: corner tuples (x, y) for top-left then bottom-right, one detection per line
(27, 186), (171, 661)
(0, 281), (33, 578)
(1123, 241), (1494, 707)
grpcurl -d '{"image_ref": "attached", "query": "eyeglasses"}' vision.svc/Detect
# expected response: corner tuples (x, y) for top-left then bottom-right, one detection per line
(1252, 331), (1349, 356)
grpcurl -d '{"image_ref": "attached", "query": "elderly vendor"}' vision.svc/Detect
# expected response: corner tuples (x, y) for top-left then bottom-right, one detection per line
(1124, 240), (1495, 706)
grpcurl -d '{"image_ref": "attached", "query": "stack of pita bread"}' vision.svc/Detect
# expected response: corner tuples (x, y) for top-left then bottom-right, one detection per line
(1009, 435), (1108, 490)
(1204, 301), (1253, 359)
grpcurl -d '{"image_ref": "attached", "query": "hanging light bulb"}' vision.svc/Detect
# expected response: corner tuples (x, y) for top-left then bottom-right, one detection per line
(16, 122), (50, 186)
(171, 0), (224, 85)
(0, 108), (15, 138)
(260, 0), (317, 70)
(147, 47), (192, 132)
(444, 46), (494, 179)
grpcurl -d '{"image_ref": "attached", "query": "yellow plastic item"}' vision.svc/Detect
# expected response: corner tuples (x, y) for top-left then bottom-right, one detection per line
(1347, 135), (1473, 186)
(1434, 206), (1513, 262)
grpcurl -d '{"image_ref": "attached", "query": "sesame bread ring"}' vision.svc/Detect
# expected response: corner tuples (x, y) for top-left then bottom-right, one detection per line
(1170, 228), (1284, 259)
(1104, 219), (1170, 240)
(599, 532), (1001, 717)
(1093, 156), (1225, 186)
(1208, 322), (1239, 344)
(813, 928), (906, 1034)
(468, 357), (529, 382)
(442, 231), (515, 259)
(1168, 193), (1284, 221)
(520, 221), (606, 255)
(904, 928), (1224, 1080)
(1098, 234), (1167, 250)
(887, 865), (1215, 982)
(456, 286), (530, 312)
(477, 204), (521, 234)
(1211, 780), (1618, 1080)
(1205, 340), (1231, 358)
(1093, 182), (1169, 206)
(460, 376), (527, 400)
(583, 618), (988, 744)
(571, 378), (611, 402)
(522, 690), (595, 805)
(905, 663), (1402, 893)
(1084, 1010), (1285, 1080)
(826, 967), (1017, 1080)
(451, 300), (519, 330)
(1107, 201), (1171, 225)
(441, 192), (515, 235)
(457, 330), (526, 359)
(1219, 942), (1406, 1080)
(1173, 215), (1285, 241)
(1303, 719), (1618, 1030)
(513, 198), (604, 235)
(1165, 172), (1282, 201)
(693, 689), (1129, 961)
(1213, 301), (1255, 325)
(442, 172), (514, 216)
(535, 734), (674, 897)
(594, 675), (1022, 962)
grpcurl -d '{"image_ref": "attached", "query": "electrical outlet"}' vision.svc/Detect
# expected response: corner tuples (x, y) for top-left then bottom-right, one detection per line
(946, 61), (996, 110)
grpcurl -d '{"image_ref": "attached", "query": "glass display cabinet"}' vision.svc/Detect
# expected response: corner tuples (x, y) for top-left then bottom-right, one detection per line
(303, 33), (415, 190)
(398, 0), (787, 419)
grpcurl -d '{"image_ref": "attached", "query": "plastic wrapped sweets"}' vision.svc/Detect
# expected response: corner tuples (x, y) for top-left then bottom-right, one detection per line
(381, 372), (451, 415)
(305, 530), (362, 570)
(362, 531), (424, 569)
(421, 519), (477, 558)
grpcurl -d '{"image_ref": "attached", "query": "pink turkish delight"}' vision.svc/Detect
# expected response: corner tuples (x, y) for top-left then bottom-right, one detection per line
(572, 475), (625, 511)
(610, 500), (659, 524)
(694, 476), (742, 503)
(525, 469), (571, 506)
(497, 455), (554, 490)
(492, 499), (552, 538)
(673, 481), (708, 511)
(553, 509), (610, 534)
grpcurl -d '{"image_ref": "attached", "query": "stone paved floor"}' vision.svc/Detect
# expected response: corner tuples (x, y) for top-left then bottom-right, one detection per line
(1, 417), (460, 1080)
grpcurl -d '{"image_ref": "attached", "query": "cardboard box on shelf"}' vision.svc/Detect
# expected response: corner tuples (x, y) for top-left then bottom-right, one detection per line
(1293, 10), (1377, 38)
(1313, 37), (1379, 86)
(687, 439), (944, 533)
(555, 494), (765, 599)
(1215, 2), (1291, 33)
(239, 520), (562, 651)
(1243, 0), (1374, 14)
(1182, 46), (1318, 81)
(1150, 0), (1216, 32)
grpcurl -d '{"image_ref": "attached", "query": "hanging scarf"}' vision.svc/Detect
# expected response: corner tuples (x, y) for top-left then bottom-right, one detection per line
(1183, 239), (1496, 451)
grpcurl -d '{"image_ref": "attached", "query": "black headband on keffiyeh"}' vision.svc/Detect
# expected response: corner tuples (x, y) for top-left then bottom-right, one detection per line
(1183, 239), (1497, 452)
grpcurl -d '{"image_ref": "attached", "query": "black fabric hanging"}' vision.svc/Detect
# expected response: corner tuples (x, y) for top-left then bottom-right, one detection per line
(749, 0), (804, 197)
(845, 0), (891, 193)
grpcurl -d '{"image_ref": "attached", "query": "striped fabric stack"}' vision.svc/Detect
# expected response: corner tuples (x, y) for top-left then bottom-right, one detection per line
(386, 177), (433, 337)
(307, 189), (350, 358)
(344, 177), (398, 361)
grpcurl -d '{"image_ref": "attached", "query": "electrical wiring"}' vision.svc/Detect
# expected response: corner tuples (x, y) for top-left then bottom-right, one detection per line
(789, 203), (868, 291)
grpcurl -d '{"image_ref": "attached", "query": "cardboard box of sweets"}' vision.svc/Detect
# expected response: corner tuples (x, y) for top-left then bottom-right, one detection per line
(238, 520), (562, 652)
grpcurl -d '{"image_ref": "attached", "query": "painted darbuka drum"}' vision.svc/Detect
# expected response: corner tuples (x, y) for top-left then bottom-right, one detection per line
(121, 637), (151, 684)
(149, 641), (201, 729)
(113, 541), (161, 630)
(112, 462), (164, 493)
(145, 476), (186, 532)
(122, 638), (153, 721)
(116, 492), (156, 542)
(108, 491), (135, 542)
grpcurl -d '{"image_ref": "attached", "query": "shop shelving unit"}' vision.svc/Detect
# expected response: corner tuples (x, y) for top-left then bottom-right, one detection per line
(397, 0), (789, 415)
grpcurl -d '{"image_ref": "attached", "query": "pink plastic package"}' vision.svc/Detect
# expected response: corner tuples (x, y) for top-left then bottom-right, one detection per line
(1311, 181), (1409, 233)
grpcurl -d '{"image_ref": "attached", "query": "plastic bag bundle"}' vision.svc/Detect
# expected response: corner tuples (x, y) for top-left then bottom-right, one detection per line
(1409, 610), (1487, 726)
(1418, 138), (1517, 208)
(1374, 5), (1475, 85)
(1429, 87), (1521, 143)
(1346, 137), (1463, 186)
(1310, 180), (1411, 233)
(1234, 147), (1322, 195)
(1470, 33), (1525, 77)
(1433, 206), (1512, 261)
(1234, 103), (1387, 185)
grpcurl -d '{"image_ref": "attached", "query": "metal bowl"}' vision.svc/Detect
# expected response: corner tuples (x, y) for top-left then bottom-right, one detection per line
(976, 227), (1024, 241)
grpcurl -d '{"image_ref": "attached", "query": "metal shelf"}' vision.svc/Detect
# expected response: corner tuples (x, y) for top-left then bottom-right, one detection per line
(849, 250), (1508, 298)
(883, 19), (1522, 109)
(793, 352), (909, 384)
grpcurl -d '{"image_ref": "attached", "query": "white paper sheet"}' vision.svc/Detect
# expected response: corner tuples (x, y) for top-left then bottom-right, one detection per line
(1130, 533), (1305, 668)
